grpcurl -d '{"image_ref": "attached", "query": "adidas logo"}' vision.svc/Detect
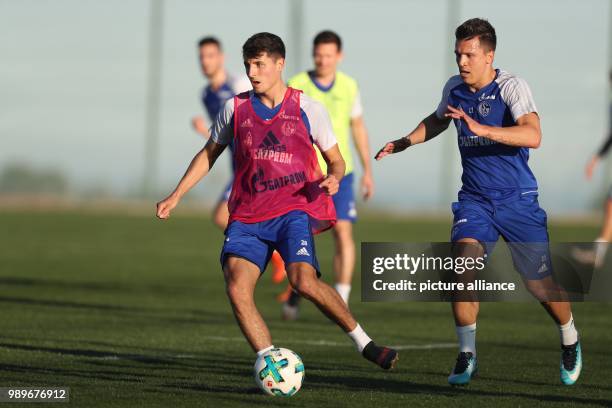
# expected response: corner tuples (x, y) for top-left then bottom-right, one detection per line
(258, 131), (281, 148)
(538, 263), (548, 274)
(296, 247), (310, 256)
(253, 131), (292, 163)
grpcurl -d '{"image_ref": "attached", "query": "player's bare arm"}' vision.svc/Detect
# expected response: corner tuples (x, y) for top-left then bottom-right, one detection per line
(156, 140), (226, 219)
(375, 112), (451, 160)
(319, 143), (345, 196)
(192, 115), (211, 139)
(586, 131), (612, 179)
(350, 116), (374, 200)
(445, 105), (541, 148)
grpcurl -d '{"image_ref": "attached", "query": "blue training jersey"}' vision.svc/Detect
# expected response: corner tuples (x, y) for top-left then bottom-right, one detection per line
(201, 73), (251, 170)
(436, 69), (539, 197)
(201, 73), (250, 120)
(202, 82), (234, 120)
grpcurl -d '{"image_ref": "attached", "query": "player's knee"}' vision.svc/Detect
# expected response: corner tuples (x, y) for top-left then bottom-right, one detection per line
(286, 264), (317, 297)
(524, 277), (560, 302)
(524, 281), (544, 299)
(453, 239), (484, 259)
(225, 280), (249, 304)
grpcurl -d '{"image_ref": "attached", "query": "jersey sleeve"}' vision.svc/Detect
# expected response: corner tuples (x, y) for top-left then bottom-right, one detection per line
(210, 98), (235, 145)
(351, 89), (364, 119)
(435, 75), (462, 119)
(300, 95), (337, 152)
(230, 74), (252, 94)
(500, 77), (538, 121)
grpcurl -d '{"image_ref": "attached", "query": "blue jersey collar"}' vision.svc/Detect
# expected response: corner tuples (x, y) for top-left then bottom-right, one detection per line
(308, 70), (335, 92)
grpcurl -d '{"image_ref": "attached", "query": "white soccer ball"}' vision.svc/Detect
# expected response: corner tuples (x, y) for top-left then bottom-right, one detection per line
(254, 347), (305, 396)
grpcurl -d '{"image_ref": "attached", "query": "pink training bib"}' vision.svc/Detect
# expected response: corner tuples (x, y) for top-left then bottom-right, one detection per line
(227, 87), (336, 233)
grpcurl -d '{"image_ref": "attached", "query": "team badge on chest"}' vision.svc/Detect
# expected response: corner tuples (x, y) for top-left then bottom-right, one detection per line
(282, 121), (297, 137)
(477, 101), (491, 117)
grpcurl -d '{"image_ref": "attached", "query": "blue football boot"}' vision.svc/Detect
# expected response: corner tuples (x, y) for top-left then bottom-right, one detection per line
(448, 352), (478, 385)
(560, 341), (582, 385)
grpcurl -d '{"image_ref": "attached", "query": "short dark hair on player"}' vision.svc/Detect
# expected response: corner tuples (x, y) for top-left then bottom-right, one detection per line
(313, 30), (342, 51)
(198, 36), (222, 50)
(242, 32), (285, 60)
(455, 18), (497, 51)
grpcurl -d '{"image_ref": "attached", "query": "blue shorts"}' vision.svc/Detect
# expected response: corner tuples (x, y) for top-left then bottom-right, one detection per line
(333, 172), (357, 222)
(218, 179), (233, 203)
(450, 190), (552, 280)
(220, 210), (320, 275)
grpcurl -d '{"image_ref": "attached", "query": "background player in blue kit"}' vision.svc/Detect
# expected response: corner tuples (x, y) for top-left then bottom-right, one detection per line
(579, 70), (612, 267)
(376, 18), (581, 386)
(191, 36), (251, 229)
(192, 36), (287, 280)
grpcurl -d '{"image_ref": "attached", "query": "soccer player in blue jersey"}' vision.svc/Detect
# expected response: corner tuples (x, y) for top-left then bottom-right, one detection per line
(191, 36), (251, 229)
(376, 18), (581, 386)
(579, 70), (612, 267)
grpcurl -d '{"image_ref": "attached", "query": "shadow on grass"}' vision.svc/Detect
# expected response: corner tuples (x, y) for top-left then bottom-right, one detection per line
(301, 372), (612, 407)
(0, 276), (198, 297)
(0, 295), (229, 325)
(0, 341), (609, 406)
(143, 385), (279, 407)
(486, 341), (611, 357)
(0, 341), (252, 378)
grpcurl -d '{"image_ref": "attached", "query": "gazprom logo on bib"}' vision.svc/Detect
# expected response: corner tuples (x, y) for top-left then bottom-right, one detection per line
(279, 111), (300, 121)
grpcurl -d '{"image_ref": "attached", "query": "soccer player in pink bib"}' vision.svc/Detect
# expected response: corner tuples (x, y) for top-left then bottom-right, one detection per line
(156, 32), (398, 369)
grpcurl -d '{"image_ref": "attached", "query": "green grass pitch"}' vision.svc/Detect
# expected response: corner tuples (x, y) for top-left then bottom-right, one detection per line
(0, 209), (610, 407)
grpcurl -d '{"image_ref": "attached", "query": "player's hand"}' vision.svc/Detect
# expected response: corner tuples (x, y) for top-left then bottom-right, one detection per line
(585, 156), (600, 180)
(361, 172), (374, 201)
(445, 105), (489, 137)
(319, 175), (339, 196)
(374, 137), (411, 160)
(192, 116), (210, 139)
(156, 194), (180, 219)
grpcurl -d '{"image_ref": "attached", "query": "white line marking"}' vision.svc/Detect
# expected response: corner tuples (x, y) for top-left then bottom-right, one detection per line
(91, 337), (457, 361)
(202, 335), (456, 350)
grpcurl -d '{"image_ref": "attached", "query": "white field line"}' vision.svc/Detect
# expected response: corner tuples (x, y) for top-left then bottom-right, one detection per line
(201, 335), (456, 351)
(94, 336), (456, 360)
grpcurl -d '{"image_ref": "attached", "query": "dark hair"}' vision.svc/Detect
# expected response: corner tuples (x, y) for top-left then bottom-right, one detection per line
(198, 36), (222, 50)
(455, 18), (496, 51)
(242, 32), (285, 60)
(313, 30), (342, 51)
